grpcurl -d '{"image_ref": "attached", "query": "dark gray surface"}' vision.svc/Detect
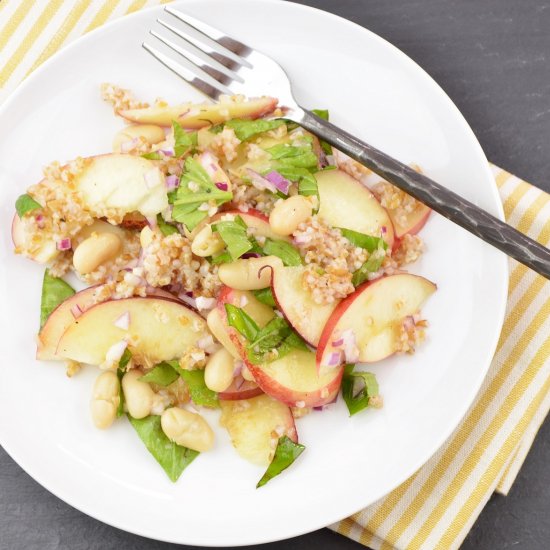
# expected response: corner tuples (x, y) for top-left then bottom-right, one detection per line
(1, 1), (549, 549)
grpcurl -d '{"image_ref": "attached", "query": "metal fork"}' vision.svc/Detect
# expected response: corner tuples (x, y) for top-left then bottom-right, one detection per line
(143, 5), (550, 279)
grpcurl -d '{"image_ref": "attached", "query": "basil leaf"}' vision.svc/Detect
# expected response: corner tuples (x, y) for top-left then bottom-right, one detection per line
(311, 109), (333, 155)
(157, 214), (179, 236)
(140, 362), (179, 386)
(224, 304), (260, 341)
(341, 365), (380, 416)
(257, 436), (305, 488)
(266, 144), (318, 169)
(339, 228), (388, 253)
(167, 362), (218, 407)
(116, 349), (132, 417)
(16, 194), (42, 218)
(253, 288), (276, 307)
(225, 118), (285, 141)
(276, 331), (309, 360)
(210, 251), (232, 265)
(212, 216), (254, 260)
(351, 247), (386, 287)
(141, 152), (162, 160)
(172, 157), (233, 230)
(249, 317), (292, 353)
(40, 269), (75, 328)
(263, 239), (302, 267)
(172, 120), (197, 157)
(128, 414), (199, 482)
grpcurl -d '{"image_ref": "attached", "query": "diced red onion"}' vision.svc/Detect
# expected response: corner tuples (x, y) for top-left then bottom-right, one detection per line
(323, 351), (342, 367)
(326, 154), (336, 166)
(114, 311), (130, 330)
(381, 226), (387, 234)
(35, 214), (45, 229)
(195, 296), (217, 311)
(70, 304), (83, 319)
(235, 376), (245, 390)
(246, 169), (277, 194)
(161, 148), (174, 156)
(146, 216), (157, 229)
(340, 329), (359, 363)
(57, 238), (71, 251)
(144, 168), (160, 189)
(332, 338), (344, 347)
(233, 361), (244, 378)
(105, 340), (127, 363)
(293, 235), (310, 245)
(241, 252), (261, 259)
(264, 171), (291, 195)
(197, 335), (216, 352)
(215, 182), (228, 191)
(198, 151), (220, 178)
(165, 174), (179, 191)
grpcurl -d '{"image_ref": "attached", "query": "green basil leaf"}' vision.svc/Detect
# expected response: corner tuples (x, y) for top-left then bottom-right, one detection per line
(351, 247), (386, 287)
(40, 269), (75, 328)
(249, 317), (292, 353)
(157, 214), (179, 236)
(16, 194), (42, 218)
(224, 304), (260, 341)
(341, 366), (380, 416)
(263, 239), (302, 266)
(311, 109), (333, 155)
(115, 349), (132, 417)
(172, 120), (197, 157)
(141, 152), (162, 160)
(253, 288), (276, 307)
(167, 362), (218, 407)
(339, 228), (388, 253)
(266, 144), (318, 169)
(128, 414), (199, 482)
(210, 251), (232, 265)
(212, 216), (254, 260)
(257, 435), (305, 488)
(140, 362), (179, 386)
(276, 331), (309, 360)
(225, 118), (285, 141)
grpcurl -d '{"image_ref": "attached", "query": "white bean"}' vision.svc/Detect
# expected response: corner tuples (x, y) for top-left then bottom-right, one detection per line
(206, 308), (241, 359)
(269, 195), (313, 236)
(113, 124), (165, 152)
(122, 369), (154, 419)
(241, 364), (255, 382)
(139, 226), (154, 248)
(191, 224), (225, 257)
(218, 255), (283, 290)
(161, 407), (214, 452)
(73, 232), (122, 274)
(204, 348), (234, 392)
(90, 371), (120, 429)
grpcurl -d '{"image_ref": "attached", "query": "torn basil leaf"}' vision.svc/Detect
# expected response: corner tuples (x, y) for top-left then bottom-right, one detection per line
(172, 120), (197, 157)
(311, 109), (333, 155)
(141, 152), (162, 160)
(128, 414), (198, 482)
(339, 228), (388, 253)
(157, 214), (179, 236)
(167, 361), (218, 407)
(116, 349), (132, 417)
(257, 436), (305, 488)
(253, 288), (276, 307)
(172, 157), (232, 230)
(263, 239), (302, 267)
(224, 304), (260, 341)
(16, 194), (42, 218)
(140, 362), (179, 386)
(210, 251), (233, 265)
(212, 216), (254, 260)
(341, 365), (380, 416)
(351, 245), (386, 287)
(225, 118), (285, 141)
(40, 269), (75, 328)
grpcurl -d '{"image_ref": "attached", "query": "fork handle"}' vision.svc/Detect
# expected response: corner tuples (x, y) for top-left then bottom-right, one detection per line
(299, 110), (550, 279)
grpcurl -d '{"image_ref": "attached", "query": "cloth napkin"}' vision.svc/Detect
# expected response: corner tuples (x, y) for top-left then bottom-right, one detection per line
(1, 2), (549, 549)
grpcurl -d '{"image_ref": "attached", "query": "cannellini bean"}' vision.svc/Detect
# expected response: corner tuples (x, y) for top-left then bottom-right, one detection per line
(241, 364), (255, 382)
(218, 255), (283, 290)
(122, 369), (155, 419)
(113, 124), (165, 152)
(90, 371), (120, 429)
(140, 225), (154, 248)
(206, 308), (241, 359)
(269, 195), (313, 236)
(161, 407), (214, 452)
(191, 224), (225, 257)
(73, 232), (122, 275)
(204, 348), (234, 392)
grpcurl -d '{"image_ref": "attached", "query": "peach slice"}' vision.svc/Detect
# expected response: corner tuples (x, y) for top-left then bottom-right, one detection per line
(316, 169), (395, 249)
(220, 394), (297, 466)
(56, 297), (208, 367)
(218, 379), (263, 401)
(271, 264), (338, 347)
(12, 214), (57, 263)
(119, 97), (278, 128)
(317, 274), (436, 367)
(391, 204), (431, 240)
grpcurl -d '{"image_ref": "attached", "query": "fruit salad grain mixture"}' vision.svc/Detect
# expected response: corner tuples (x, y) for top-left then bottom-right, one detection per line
(12, 85), (436, 486)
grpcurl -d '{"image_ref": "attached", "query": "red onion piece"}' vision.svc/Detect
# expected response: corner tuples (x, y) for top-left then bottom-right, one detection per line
(57, 238), (71, 251)
(146, 216), (158, 229)
(241, 252), (261, 259)
(165, 174), (179, 190)
(381, 226), (387, 234)
(332, 338), (344, 347)
(161, 148), (174, 157)
(179, 293), (197, 309)
(246, 169), (277, 194)
(215, 182), (228, 191)
(340, 329), (359, 363)
(264, 171), (291, 195)
(323, 351), (342, 367)
(232, 361), (244, 378)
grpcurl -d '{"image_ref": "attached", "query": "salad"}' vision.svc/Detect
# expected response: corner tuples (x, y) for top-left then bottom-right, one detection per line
(12, 85), (435, 486)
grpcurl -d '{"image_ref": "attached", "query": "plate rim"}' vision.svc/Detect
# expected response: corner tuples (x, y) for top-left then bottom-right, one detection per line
(0, 0), (509, 545)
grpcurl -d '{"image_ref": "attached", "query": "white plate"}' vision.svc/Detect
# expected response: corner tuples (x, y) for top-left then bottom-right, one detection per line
(0, 0), (507, 546)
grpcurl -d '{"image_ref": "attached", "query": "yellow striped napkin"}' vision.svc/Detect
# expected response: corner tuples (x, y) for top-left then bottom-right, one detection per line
(1, 2), (549, 549)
